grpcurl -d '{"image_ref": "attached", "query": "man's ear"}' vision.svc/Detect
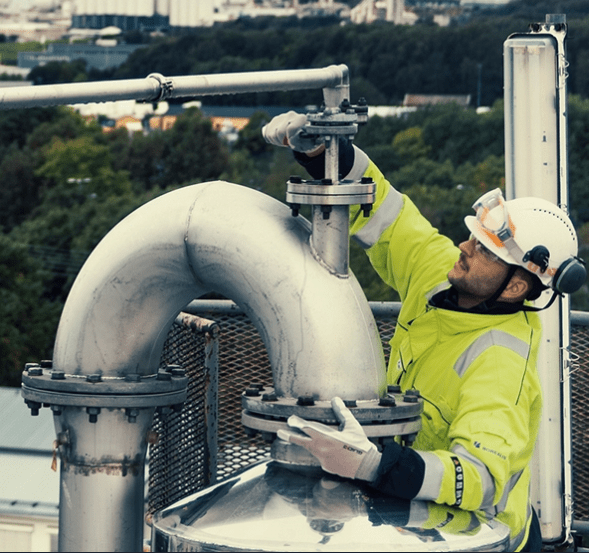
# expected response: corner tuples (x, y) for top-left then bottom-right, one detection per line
(500, 270), (532, 303)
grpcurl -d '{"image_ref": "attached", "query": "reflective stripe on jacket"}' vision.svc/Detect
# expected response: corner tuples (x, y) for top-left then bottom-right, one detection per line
(348, 147), (543, 551)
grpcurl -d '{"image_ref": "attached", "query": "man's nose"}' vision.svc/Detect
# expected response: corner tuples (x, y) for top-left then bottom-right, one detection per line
(459, 239), (476, 256)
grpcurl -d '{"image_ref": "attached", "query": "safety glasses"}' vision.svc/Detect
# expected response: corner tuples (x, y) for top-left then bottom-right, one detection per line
(471, 188), (526, 265)
(472, 188), (515, 246)
(470, 236), (504, 264)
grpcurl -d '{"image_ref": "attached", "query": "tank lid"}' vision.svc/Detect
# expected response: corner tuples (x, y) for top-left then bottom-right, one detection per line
(152, 460), (510, 552)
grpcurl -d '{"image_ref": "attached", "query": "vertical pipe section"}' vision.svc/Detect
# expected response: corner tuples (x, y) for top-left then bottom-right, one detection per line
(55, 407), (154, 552)
(504, 20), (570, 544)
(310, 71), (352, 276)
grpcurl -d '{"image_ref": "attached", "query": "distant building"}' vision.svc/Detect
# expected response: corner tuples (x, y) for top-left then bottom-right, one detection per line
(70, 0), (352, 30)
(403, 93), (471, 108)
(350, 0), (412, 24)
(71, 0), (218, 30)
(17, 42), (144, 71)
(0, 387), (59, 553)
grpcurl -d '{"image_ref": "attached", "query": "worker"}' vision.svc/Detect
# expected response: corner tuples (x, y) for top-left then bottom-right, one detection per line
(262, 111), (587, 552)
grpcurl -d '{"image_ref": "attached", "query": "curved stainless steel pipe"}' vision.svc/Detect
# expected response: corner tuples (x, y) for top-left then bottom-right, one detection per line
(53, 181), (385, 400)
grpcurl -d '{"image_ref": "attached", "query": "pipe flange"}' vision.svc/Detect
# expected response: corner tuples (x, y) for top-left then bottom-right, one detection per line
(242, 386), (422, 422)
(22, 365), (187, 395)
(22, 385), (187, 410)
(242, 410), (422, 439)
(286, 177), (375, 208)
(21, 363), (188, 413)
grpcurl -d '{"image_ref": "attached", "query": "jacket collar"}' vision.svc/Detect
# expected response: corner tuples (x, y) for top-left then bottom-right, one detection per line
(429, 285), (525, 315)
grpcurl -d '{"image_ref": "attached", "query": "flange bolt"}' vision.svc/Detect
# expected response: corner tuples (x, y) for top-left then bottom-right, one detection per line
(26, 363), (42, 376)
(297, 395), (315, 406)
(25, 399), (41, 416)
(403, 389), (421, 403)
(87, 407), (101, 423)
(379, 396), (396, 407)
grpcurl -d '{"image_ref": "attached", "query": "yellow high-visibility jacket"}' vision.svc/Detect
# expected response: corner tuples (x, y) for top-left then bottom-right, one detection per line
(347, 148), (543, 552)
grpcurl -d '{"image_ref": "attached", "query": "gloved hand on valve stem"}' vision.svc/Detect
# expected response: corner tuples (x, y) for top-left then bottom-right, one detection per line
(277, 397), (382, 481)
(261, 110), (323, 154)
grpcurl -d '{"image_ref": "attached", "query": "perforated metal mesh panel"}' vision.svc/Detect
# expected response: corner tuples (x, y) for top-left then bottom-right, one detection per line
(148, 315), (215, 517)
(571, 325), (589, 522)
(149, 303), (589, 526)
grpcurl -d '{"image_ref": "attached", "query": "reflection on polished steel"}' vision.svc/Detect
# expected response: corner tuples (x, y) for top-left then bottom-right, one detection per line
(43, 180), (386, 551)
(53, 181), (385, 398)
(151, 460), (510, 552)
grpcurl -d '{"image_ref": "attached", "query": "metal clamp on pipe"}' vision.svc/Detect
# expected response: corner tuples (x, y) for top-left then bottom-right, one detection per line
(147, 72), (175, 103)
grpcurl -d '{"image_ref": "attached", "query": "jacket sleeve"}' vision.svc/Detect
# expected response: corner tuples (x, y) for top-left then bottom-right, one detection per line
(346, 148), (458, 303)
(414, 338), (541, 516)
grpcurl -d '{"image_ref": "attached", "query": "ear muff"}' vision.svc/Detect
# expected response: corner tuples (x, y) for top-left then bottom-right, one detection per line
(553, 257), (587, 294)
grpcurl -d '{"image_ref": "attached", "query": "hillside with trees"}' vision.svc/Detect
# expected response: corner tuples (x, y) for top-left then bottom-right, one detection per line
(4, 5), (589, 385)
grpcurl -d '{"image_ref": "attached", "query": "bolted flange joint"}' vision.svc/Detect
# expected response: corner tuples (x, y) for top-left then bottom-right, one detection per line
(21, 361), (189, 424)
(241, 385), (423, 466)
(286, 176), (375, 218)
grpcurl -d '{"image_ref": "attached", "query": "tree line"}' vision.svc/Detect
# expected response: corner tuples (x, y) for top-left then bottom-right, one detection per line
(28, 3), (589, 110)
(5, 4), (589, 386)
(3, 95), (589, 386)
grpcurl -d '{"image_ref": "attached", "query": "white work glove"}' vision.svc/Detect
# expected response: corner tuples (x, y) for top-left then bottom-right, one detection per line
(261, 110), (323, 153)
(277, 397), (382, 481)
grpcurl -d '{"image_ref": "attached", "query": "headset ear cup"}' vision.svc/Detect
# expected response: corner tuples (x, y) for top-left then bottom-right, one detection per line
(553, 257), (587, 294)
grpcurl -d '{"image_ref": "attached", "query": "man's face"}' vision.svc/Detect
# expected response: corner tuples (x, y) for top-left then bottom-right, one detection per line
(447, 237), (510, 308)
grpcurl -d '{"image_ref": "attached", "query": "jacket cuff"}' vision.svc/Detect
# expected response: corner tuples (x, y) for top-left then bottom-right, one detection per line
(356, 447), (382, 482)
(293, 137), (355, 180)
(370, 442), (426, 500)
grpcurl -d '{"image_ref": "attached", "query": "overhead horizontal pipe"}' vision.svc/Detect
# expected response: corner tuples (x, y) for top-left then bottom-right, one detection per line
(0, 65), (349, 109)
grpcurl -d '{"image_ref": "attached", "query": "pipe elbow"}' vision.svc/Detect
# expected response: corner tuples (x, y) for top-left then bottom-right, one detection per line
(53, 181), (385, 399)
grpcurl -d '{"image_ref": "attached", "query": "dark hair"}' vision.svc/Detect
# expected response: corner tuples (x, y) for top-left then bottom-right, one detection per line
(525, 272), (547, 301)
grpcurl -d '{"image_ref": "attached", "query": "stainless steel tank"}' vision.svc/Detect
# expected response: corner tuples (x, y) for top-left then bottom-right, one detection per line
(151, 460), (510, 552)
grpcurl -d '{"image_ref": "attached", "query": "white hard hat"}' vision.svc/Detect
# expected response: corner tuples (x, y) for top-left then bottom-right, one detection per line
(464, 188), (586, 294)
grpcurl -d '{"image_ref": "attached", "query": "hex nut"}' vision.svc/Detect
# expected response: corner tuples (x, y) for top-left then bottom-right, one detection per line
(379, 396), (396, 407)
(297, 396), (315, 406)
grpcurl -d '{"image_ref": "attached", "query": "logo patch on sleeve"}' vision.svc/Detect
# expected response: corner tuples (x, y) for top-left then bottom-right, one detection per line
(451, 456), (464, 507)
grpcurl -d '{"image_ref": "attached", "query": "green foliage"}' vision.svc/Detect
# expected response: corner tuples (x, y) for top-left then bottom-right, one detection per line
(162, 108), (230, 186)
(7, 12), (589, 384)
(0, 40), (43, 65)
(28, 59), (89, 85)
(0, 235), (61, 386)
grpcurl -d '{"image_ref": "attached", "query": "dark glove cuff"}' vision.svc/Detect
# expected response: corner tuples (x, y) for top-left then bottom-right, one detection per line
(293, 138), (355, 180)
(370, 442), (425, 500)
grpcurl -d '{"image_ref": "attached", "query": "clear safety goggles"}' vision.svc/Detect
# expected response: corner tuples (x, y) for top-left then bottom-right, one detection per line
(472, 188), (525, 263)
(470, 235), (504, 264)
